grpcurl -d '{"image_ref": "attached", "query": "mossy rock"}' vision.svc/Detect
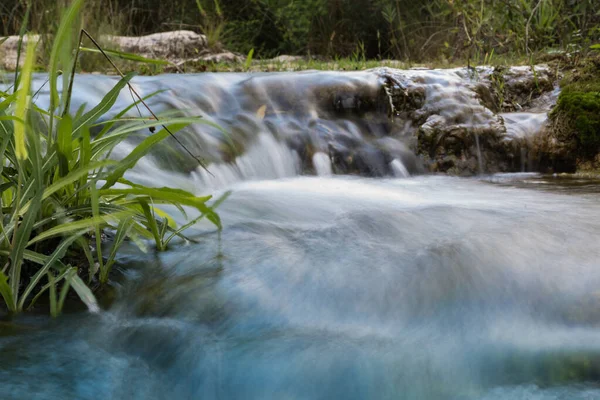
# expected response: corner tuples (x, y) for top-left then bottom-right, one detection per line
(545, 55), (600, 170)
(552, 82), (600, 155)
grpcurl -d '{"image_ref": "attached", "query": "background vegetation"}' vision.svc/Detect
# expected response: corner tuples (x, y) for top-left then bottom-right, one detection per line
(3, 0), (600, 62)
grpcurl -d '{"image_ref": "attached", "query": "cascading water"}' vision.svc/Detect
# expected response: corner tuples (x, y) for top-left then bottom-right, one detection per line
(2, 67), (598, 400)
(7, 64), (555, 188)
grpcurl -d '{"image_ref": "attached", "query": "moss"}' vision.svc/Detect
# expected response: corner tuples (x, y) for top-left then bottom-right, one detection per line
(554, 84), (600, 154)
(547, 55), (600, 167)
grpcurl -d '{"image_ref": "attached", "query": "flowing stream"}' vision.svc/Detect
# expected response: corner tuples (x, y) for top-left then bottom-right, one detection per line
(2, 69), (600, 399)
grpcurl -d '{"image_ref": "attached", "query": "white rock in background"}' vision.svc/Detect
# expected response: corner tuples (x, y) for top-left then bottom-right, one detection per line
(0, 30), (240, 70)
(109, 30), (208, 60)
(0, 35), (40, 70)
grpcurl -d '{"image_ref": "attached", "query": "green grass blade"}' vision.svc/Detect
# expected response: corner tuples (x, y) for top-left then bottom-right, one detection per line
(48, 0), (84, 115)
(18, 231), (85, 311)
(0, 270), (15, 313)
(72, 72), (136, 136)
(25, 265), (71, 311)
(77, 127), (92, 205)
(164, 190), (230, 246)
(100, 122), (190, 189)
(9, 184), (42, 308)
(57, 114), (73, 177)
(48, 271), (57, 317)
(75, 237), (96, 284)
(27, 212), (130, 246)
(139, 200), (163, 251)
(102, 216), (133, 281)
(245, 48), (255, 70)
(57, 269), (75, 316)
(12, 4), (30, 93)
(69, 273), (99, 313)
(103, 186), (221, 228)
(13, 37), (36, 161)
(90, 178), (104, 279)
(79, 47), (170, 65)
(102, 186), (211, 207)
(93, 89), (166, 140)
(18, 160), (115, 215)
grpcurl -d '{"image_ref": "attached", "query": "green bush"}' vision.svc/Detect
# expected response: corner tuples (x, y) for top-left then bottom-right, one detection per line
(3, 0), (599, 61)
(0, 0), (222, 317)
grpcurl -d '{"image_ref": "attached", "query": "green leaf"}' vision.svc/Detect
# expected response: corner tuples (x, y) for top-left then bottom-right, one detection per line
(90, 178), (104, 277)
(102, 186), (211, 207)
(101, 122), (190, 189)
(9, 176), (43, 307)
(102, 216), (134, 282)
(72, 72), (136, 136)
(0, 270), (15, 313)
(245, 48), (255, 70)
(12, 5), (31, 93)
(75, 236), (96, 283)
(69, 273), (99, 313)
(57, 114), (73, 177)
(93, 89), (166, 140)
(48, 0), (85, 114)
(79, 47), (170, 65)
(27, 212), (131, 246)
(48, 271), (58, 317)
(57, 269), (75, 316)
(26, 266), (71, 311)
(18, 160), (115, 215)
(77, 127), (92, 205)
(13, 37), (36, 161)
(18, 232), (86, 311)
(139, 200), (164, 251)
(102, 186), (221, 229)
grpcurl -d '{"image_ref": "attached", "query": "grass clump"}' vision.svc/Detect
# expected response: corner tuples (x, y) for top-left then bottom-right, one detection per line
(0, 0), (222, 318)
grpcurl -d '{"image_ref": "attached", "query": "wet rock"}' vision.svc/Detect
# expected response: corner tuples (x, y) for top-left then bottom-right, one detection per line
(481, 65), (556, 112)
(372, 66), (559, 175)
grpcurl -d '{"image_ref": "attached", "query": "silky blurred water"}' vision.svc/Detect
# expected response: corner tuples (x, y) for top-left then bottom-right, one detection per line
(1, 67), (595, 398)
(2, 174), (600, 399)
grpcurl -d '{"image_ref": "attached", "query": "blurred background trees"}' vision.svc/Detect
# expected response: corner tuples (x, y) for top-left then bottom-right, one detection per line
(2, 0), (599, 61)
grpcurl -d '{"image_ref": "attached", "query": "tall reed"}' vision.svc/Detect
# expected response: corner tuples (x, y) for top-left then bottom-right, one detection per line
(0, 0), (223, 317)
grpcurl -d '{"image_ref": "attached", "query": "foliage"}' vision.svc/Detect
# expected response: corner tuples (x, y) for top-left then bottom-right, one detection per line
(550, 54), (600, 159)
(554, 83), (600, 155)
(3, 0), (599, 61)
(0, 0), (222, 317)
